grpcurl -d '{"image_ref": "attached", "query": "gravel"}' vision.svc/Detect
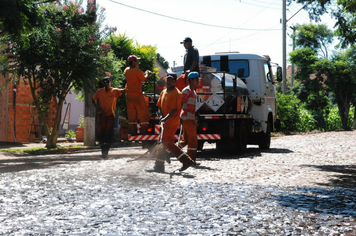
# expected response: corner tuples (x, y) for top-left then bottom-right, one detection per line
(0, 131), (355, 235)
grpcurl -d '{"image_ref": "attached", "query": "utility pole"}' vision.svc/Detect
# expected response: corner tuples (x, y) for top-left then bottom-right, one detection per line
(84, 0), (97, 146)
(282, 0), (287, 94)
(290, 26), (296, 88)
(282, 4), (305, 93)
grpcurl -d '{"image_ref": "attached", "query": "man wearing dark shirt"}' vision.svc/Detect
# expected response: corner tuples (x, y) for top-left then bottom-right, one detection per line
(181, 37), (200, 74)
(176, 37), (200, 91)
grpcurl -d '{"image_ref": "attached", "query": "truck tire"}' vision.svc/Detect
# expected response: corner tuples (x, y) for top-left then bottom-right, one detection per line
(237, 121), (248, 153)
(258, 120), (271, 150)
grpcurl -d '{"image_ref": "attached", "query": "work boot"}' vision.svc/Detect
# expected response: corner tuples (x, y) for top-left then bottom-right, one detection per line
(192, 158), (201, 167)
(101, 145), (109, 158)
(146, 164), (165, 173)
(164, 150), (171, 164)
(179, 160), (195, 172)
(154, 164), (165, 173)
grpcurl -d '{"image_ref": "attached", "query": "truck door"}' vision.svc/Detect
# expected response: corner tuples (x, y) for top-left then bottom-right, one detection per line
(263, 61), (276, 116)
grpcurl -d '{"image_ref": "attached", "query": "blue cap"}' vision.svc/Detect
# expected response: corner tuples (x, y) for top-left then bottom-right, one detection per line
(188, 72), (199, 79)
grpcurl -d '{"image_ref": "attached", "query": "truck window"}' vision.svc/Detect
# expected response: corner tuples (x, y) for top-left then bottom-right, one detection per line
(229, 60), (249, 77)
(264, 62), (272, 83)
(210, 60), (249, 78)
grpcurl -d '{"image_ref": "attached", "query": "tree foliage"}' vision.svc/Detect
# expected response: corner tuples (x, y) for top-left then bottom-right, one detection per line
(157, 53), (169, 70)
(289, 21), (356, 130)
(292, 24), (334, 58)
(0, 0), (43, 36)
(293, 0), (356, 48)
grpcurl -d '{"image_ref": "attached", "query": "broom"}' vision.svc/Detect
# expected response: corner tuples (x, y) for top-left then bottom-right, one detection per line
(126, 122), (165, 162)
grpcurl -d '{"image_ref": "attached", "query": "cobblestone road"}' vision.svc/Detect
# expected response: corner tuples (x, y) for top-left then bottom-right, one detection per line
(0, 131), (355, 235)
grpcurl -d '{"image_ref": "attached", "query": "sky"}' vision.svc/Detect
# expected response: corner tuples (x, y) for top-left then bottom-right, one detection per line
(96, 0), (337, 70)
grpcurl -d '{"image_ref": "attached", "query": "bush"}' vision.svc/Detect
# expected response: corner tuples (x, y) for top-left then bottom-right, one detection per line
(65, 130), (76, 139)
(324, 106), (355, 131)
(277, 93), (354, 133)
(277, 92), (317, 133)
(277, 93), (302, 132)
(297, 107), (317, 132)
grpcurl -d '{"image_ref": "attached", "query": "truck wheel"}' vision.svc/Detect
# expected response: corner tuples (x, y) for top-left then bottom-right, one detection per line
(237, 121), (248, 153)
(259, 120), (271, 150)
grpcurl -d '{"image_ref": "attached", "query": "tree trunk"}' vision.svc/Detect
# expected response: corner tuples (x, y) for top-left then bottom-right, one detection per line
(337, 93), (351, 131)
(84, 82), (96, 146)
(45, 99), (64, 148)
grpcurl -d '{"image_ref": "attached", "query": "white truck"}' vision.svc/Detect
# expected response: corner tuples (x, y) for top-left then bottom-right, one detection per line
(127, 52), (282, 153)
(197, 53), (281, 152)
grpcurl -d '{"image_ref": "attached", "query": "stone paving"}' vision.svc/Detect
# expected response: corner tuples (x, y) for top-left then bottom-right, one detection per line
(0, 131), (355, 235)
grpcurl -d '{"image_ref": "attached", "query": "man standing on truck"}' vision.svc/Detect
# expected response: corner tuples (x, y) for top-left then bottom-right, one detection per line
(176, 37), (200, 91)
(179, 71), (199, 163)
(93, 76), (124, 158)
(124, 55), (151, 135)
(150, 75), (196, 173)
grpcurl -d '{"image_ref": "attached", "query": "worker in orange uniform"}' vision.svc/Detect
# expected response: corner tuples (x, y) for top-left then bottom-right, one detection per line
(93, 76), (124, 158)
(149, 75), (196, 173)
(179, 71), (199, 163)
(124, 55), (151, 135)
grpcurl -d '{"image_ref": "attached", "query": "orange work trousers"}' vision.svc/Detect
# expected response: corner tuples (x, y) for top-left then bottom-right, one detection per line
(179, 120), (198, 161)
(126, 92), (150, 134)
(155, 125), (192, 167)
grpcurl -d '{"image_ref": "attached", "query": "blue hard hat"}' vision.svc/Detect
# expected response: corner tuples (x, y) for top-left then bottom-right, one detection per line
(188, 72), (199, 79)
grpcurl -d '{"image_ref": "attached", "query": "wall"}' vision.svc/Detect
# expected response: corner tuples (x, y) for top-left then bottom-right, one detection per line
(0, 73), (34, 142)
(0, 73), (56, 143)
(59, 90), (85, 135)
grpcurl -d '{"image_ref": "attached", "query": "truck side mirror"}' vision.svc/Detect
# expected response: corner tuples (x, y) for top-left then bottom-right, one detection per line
(276, 66), (282, 82)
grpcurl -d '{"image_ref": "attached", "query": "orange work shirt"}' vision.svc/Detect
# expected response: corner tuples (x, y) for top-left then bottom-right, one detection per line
(176, 74), (189, 92)
(124, 67), (147, 94)
(93, 88), (122, 116)
(157, 87), (182, 128)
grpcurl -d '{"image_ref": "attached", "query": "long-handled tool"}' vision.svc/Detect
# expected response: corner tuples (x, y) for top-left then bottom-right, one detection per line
(126, 122), (165, 162)
(177, 123), (183, 145)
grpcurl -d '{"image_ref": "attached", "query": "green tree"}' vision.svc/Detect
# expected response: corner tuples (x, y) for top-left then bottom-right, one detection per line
(157, 53), (169, 70)
(1, 0), (113, 148)
(289, 24), (337, 129)
(293, 0), (356, 48)
(292, 23), (334, 59)
(0, 0), (40, 36)
(314, 51), (356, 130)
(105, 34), (158, 74)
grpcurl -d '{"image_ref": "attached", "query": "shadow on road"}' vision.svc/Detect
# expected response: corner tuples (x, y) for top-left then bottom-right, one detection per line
(272, 186), (356, 217)
(272, 165), (356, 218)
(198, 147), (293, 159)
(304, 165), (356, 189)
(0, 153), (137, 174)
